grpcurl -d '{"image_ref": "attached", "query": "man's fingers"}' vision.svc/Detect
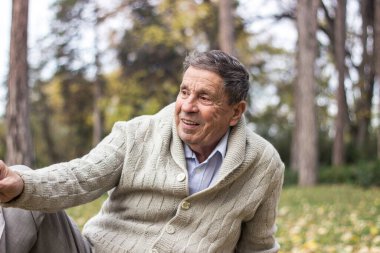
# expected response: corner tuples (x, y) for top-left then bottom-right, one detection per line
(0, 162), (24, 202)
(0, 160), (5, 168)
(0, 160), (8, 180)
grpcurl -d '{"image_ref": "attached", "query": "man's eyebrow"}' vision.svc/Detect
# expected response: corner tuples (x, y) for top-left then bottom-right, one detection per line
(179, 83), (187, 89)
(198, 87), (219, 98)
(179, 82), (218, 94)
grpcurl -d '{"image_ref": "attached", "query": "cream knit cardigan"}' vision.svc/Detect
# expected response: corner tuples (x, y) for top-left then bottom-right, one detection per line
(8, 103), (285, 253)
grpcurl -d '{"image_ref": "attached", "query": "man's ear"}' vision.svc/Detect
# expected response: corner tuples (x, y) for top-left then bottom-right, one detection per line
(229, 101), (247, 126)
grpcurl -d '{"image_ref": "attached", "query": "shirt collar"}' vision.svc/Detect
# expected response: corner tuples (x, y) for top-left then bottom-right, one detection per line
(184, 129), (230, 161)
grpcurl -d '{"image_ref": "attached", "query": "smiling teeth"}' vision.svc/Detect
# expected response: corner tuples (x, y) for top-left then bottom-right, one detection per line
(183, 119), (197, 125)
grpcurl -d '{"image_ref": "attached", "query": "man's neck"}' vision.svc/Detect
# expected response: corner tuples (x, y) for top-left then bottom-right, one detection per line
(186, 130), (230, 163)
(193, 151), (209, 164)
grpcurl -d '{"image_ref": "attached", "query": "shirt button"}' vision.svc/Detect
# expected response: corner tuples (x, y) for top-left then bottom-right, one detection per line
(181, 201), (191, 210)
(166, 225), (175, 234)
(176, 173), (186, 182)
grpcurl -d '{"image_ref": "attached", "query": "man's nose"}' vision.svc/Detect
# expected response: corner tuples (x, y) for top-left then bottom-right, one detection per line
(182, 96), (199, 112)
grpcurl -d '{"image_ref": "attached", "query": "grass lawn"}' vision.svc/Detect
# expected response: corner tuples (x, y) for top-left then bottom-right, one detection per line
(67, 185), (380, 252)
(278, 185), (380, 253)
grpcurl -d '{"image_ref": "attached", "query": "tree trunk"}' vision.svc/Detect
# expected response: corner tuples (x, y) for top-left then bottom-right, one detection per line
(35, 82), (60, 163)
(356, 0), (375, 151)
(92, 5), (104, 146)
(6, 0), (33, 166)
(290, 124), (299, 171)
(332, 0), (347, 166)
(295, 0), (319, 186)
(218, 0), (236, 56)
(92, 77), (104, 146)
(375, 0), (380, 158)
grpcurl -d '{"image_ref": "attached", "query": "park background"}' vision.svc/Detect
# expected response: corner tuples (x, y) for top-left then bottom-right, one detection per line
(1, 0), (380, 252)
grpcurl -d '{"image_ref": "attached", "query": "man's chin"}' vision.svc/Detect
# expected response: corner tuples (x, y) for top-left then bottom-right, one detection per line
(178, 133), (196, 144)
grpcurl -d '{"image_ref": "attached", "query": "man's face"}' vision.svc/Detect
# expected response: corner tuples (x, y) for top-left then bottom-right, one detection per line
(175, 66), (243, 157)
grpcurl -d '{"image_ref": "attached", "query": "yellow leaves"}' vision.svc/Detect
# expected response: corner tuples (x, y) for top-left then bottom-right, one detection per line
(303, 240), (318, 251)
(43, 77), (64, 110)
(156, 0), (217, 47)
(317, 227), (328, 235)
(277, 186), (380, 253)
(141, 25), (166, 45)
(370, 226), (379, 236)
(341, 231), (361, 245)
(341, 231), (354, 242)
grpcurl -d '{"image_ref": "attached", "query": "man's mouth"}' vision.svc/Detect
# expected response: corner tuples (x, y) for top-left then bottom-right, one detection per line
(182, 119), (199, 126)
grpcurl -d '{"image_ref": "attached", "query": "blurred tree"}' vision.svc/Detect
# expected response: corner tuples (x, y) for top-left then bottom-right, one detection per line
(116, 0), (184, 118)
(31, 80), (60, 165)
(275, 0), (380, 166)
(245, 43), (296, 166)
(29, 0), (96, 164)
(6, 0), (33, 166)
(114, 0), (237, 120)
(294, 0), (320, 186)
(355, 0), (375, 153)
(218, 0), (236, 56)
(36, 75), (93, 163)
(28, 0), (283, 167)
(92, 3), (105, 146)
(376, 0), (380, 158)
(318, 0), (377, 160)
(332, 0), (348, 166)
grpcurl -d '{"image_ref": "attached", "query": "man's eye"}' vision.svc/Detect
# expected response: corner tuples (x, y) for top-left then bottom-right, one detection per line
(199, 95), (213, 104)
(180, 90), (189, 96)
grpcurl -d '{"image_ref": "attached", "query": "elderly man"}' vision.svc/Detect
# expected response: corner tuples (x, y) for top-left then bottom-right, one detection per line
(0, 50), (284, 253)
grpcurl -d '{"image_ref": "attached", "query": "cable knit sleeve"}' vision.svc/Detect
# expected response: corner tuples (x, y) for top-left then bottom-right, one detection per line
(235, 152), (285, 253)
(3, 122), (127, 212)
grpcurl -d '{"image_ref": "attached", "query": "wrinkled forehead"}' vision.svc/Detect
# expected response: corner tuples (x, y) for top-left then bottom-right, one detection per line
(181, 67), (223, 88)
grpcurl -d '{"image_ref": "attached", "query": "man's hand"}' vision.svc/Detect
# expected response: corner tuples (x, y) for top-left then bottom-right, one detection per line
(0, 160), (24, 203)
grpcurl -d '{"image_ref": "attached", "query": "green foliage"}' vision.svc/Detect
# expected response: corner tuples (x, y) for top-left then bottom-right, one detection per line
(115, 0), (224, 120)
(30, 75), (94, 166)
(319, 162), (380, 188)
(283, 168), (298, 186)
(317, 166), (351, 184)
(102, 69), (172, 131)
(285, 161), (380, 188)
(346, 129), (379, 162)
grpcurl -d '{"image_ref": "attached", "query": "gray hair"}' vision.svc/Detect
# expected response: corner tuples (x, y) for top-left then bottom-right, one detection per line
(183, 50), (250, 105)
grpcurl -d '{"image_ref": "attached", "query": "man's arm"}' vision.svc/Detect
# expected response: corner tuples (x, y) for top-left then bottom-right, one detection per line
(0, 122), (127, 212)
(236, 156), (285, 253)
(0, 160), (24, 203)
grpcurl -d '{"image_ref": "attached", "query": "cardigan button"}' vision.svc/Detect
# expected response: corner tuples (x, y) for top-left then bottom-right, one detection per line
(176, 173), (186, 182)
(181, 201), (191, 210)
(166, 225), (175, 234)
